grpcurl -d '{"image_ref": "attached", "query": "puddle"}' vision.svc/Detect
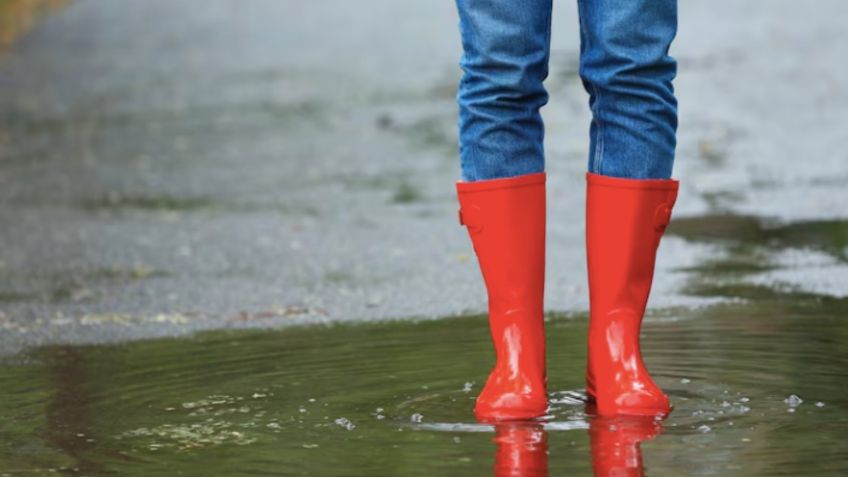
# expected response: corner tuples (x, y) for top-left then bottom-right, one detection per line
(0, 297), (846, 476)
(668, 215), (848, 261)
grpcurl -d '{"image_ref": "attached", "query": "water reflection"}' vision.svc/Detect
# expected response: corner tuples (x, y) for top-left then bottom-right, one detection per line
(44, 346), (107, 475)
(491, 414), (662, 477)
(1, 297), (846, 475)
(493, 423), (548, 477)
(588, 415), (662, 477)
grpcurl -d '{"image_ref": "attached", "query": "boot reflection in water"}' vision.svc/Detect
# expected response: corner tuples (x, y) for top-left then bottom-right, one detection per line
(493, 423), (549, 477)
(588, 415), (664, 477)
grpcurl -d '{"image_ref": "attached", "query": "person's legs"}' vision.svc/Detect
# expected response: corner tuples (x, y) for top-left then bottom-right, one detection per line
(578, 0), (679, 416)
(454, 0), (553, 421)
(577, 0), (678, 179)
(456, 0), (552, 182)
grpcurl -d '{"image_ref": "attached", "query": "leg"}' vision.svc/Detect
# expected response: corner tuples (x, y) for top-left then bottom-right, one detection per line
(455, 0), (553, 181)
(578, 0), (678, 179)
(578, 0), (679, 416)
(454, 0), (552, 422)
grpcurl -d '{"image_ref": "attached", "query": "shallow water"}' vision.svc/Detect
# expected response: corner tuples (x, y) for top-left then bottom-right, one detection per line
(1, 293), (846, 476)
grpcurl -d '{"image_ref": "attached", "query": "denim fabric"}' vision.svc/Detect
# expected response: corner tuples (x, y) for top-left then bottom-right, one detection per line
(455, 0), (678, 181)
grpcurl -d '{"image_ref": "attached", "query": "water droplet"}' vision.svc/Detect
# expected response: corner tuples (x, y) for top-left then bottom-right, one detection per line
(680, 378), (691, 384)
(739, 397), (750, 403)
(334, 417), (355, 431)
(410, 413), (424, 423)
(463, 382), (473, 392)
(741, 437), (751, 442)
(784, 394), (803, 407)
(815, 401), (825, 408)
(697, 425), (711, 433)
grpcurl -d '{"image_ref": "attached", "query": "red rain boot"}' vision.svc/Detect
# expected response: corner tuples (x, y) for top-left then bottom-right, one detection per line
(589, 415), (663, 477)
(585, 172), (678, 417)
(493, 423), (549, 477)
(457, 172), (548, 422)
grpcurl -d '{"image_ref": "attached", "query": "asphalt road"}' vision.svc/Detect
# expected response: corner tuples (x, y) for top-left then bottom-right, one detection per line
(1, 0), (847, 353)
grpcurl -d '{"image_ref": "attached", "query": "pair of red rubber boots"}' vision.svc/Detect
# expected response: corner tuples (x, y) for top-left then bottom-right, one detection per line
(456, 172), (678, 421)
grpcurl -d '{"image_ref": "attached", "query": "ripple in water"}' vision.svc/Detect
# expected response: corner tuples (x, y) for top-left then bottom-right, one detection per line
(0, 297), (846, 475)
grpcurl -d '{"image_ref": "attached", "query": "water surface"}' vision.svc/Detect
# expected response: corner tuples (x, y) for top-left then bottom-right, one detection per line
(1, 293), (846, 476)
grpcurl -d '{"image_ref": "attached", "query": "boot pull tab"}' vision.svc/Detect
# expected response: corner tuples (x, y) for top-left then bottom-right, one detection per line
(458, 204), (484, 234)
(653, 204), (673, 233)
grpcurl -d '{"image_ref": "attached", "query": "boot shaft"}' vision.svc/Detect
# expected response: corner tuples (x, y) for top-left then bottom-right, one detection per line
(457, 173), (547, 320)
(585, 173), (678, 317)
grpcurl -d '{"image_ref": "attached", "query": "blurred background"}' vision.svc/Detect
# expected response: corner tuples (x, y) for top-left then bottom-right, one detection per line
(0, 0), (846, 475)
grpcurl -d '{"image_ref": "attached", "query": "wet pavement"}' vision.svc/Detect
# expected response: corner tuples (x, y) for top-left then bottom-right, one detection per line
(1, 0), (847, 351)
(1, 0), (848, 475)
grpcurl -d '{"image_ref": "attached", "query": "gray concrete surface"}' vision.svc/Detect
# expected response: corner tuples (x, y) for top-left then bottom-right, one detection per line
(1, 0), (847, 353)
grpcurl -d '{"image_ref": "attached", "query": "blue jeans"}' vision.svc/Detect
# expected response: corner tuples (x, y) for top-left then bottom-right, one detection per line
(455, 0), (678, 181)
